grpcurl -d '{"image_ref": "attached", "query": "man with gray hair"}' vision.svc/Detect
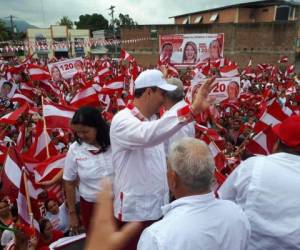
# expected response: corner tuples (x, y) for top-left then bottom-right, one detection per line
(137, 137), (250, 250)
(163, 77), (195, 154)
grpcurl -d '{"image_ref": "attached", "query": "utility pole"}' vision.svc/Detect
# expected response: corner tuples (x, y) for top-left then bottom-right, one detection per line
(4, 15), (16, 40)
(108, 5), (117, 57)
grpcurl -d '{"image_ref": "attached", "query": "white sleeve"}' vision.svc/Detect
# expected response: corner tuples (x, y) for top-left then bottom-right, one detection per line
(62, 146), (78, 181)
(110, 107), (192, 149)
(218, 157), (257, 207)
(137, 229), (161, 250)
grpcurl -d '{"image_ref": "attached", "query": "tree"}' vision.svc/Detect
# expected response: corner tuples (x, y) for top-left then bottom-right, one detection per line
(75, 14), (108, 32)
(58, 16), (73, 29)
(0, 20), (10, 41)
(113, 13), (138, 32)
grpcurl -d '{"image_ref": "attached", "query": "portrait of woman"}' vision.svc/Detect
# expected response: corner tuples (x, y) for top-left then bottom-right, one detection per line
(227, 81), (240, 102)
(208, 39), (222, 61)
(74, 60), (84, 73)
(182, 41), (197, 64)
(51, 66), (63, 82)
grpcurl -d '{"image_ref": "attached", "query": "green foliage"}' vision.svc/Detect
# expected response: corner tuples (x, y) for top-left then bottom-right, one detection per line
(112, 13), (138, 31)
(75, 13), (109, 32)
(0, 20), (10, 41)
(58, 16), (73, 29)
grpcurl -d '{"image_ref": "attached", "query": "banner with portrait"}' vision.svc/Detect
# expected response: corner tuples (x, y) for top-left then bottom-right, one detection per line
(192, 77), (240, 104)
(48, 57), (83, 81)
(159, 33), (224, 67)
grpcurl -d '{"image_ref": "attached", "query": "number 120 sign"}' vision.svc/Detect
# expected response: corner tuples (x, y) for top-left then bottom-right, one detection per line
(48, 57), (83, 80)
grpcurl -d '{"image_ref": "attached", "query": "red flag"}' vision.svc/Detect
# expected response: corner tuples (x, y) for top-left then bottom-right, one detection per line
(120, 48), (134, 62)
(219, 64), (239, 78)
(70, 85), (100, 108)
(0, 104), (28, 125)
(246, 125), (277, 155)
(27, 64), (51, 81)
(26, 120), (58, 161)
(254, 101), (291, 133)
(34, 154), (66, 203)
(278, 55), (288, 63)
(11, 93), (35, 106)
(43, 101), (76, 129)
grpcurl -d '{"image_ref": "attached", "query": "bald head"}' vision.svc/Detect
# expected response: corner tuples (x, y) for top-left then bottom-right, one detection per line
(168, 138), (215, 193)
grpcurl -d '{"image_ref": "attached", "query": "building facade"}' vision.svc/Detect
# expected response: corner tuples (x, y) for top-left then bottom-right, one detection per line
(120, 1), (300, 69)
(27, 25), (90, 59)
(171, 0), (300, 25)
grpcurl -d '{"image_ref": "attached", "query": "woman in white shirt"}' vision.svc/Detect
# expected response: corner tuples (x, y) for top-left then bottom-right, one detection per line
(63, 106), (113, 234)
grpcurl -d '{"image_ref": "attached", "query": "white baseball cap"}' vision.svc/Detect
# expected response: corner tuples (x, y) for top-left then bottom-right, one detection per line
(134, 69), (177, 91)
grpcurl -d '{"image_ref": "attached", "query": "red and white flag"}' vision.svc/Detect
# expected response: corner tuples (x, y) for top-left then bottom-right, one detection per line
(70, 85), (100, 108)
(0, 104), (28, 125)
(40, 80), (61, 96)
(34, 154), (66, 203)
(43, 101), (76, 129)
(246, 125), (277, 155)
(219, 64), (239, 78)
(100, 76), (124, 95)
(27, 64), (51, 81)
(1, 147), (42, 231)
(120, 48), (134, 62)
(254, 101), (291, 133)
(278, 55), (288, 63)
(26, 120), (58, 161)
(11, 93), (35, 106)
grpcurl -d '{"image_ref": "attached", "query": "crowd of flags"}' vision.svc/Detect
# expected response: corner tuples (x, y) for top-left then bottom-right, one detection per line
(0, 47), (299, 233)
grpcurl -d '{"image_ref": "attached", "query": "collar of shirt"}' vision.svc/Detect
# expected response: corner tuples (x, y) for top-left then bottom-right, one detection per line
(161, 192), (215, 216)
(80, 142), (100, 151)
(127, 103), (157, 121)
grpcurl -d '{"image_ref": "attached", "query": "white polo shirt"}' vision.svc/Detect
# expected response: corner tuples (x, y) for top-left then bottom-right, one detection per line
(163, 100), (195, 155)
(218, 153), (300, 250)
(137, 193), (250, 250)
(63, 142), (113, 202)
(110, 105), (192, 221)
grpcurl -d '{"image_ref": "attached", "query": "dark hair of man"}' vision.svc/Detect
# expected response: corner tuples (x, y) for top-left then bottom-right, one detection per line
(71, 106), (110, 152)
(2, 81), (12, 89)
(39, 218), (50, 234)
(134, 86), (158, 98)
(277, 140), (300, 156)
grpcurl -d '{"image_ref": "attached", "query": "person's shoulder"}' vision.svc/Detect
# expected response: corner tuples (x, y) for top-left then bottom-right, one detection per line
(111, 108), (133, 127)
(68, 141), (80, 151)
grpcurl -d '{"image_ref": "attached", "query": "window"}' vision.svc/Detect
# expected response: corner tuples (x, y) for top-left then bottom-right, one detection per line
(182, 18), (189, 24)
(194, 16), (203, 23)
(289, 7), (295, 20)
(210, 13), (219, 22)
(275, 5), (290, 21)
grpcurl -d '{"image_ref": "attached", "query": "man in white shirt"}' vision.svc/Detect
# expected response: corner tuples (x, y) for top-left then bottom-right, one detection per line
(137, 138), (250, 250)
(218, 115), (300, 250)
(110, 69), (215, 249)
(162, 77), (195, 154)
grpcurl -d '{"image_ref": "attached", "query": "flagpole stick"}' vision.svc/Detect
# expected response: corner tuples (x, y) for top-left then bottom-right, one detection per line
(22, 170), (34, 232)
(41, 97), (50, 159)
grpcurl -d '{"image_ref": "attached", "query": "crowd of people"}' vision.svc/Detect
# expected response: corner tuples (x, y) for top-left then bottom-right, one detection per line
(0, 49), (299, 250)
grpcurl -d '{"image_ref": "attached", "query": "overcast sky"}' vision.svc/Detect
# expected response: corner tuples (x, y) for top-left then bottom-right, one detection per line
(0, 0), (297, 27)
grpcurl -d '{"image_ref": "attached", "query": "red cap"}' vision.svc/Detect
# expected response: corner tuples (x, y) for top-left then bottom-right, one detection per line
(272, 115), (300, 151)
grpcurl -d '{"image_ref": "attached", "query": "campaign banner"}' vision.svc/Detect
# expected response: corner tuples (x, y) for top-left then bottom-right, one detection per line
(48, 57), (83, 81)
(159, 33), (224, 67)
(192, 77), (240, 104)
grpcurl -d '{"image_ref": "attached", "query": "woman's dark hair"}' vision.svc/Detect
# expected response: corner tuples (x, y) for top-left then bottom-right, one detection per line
(71, 106), (110, 152)
(39, 218), (51, 234)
